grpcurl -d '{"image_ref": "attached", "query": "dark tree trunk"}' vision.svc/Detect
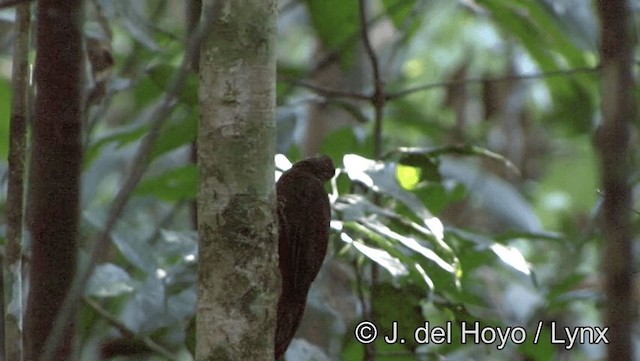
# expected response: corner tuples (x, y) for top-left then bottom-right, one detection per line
(25, 0), (84, 360)
(5, 3), (31, 360)
(596, 1), (635, 360)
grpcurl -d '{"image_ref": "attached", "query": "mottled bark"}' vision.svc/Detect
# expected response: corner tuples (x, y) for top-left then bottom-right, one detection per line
(596, 1), (635, 360)
(25, 1), (84, 360)
(196, 0), (279, 360)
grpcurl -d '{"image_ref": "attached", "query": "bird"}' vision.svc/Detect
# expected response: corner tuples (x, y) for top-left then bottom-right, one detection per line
(274, 155), (335, 360)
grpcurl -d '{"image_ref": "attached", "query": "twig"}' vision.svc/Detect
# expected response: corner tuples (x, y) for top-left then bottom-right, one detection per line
(285, 65), (601, 103)
(84, 297), (179, 361)
(386, 65), (600, 101)
(284, 78), (371, 101)
(357, 1), (385, 359)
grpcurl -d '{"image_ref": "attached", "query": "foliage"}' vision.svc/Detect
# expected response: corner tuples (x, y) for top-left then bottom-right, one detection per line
(0, 1), (633, 361)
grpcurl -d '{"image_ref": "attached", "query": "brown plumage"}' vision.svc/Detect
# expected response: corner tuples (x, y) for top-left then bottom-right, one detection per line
(274, 155), (335, 360)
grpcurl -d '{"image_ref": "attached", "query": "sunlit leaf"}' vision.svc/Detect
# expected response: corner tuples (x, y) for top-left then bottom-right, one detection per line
(490, 243), (531, 276)
(389, 145), (520, 176)
(343, 154), (436, 222)
(361, 219), (454, 274)
(340, 232), (408, 277)
(396, 164), (421, 190)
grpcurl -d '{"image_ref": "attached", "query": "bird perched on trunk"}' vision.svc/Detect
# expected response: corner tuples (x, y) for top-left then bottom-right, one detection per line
(274, 155), (335, 360)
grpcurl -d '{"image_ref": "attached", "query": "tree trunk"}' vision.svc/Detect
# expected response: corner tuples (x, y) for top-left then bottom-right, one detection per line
(5, 3), (31, 361)
(596, 1), (635, 360)
(196, 0), (279, 360)
(25, 1), (84, 360)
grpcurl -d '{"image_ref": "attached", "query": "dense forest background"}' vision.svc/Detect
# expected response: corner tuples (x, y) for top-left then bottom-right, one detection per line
(0, 0), (637, 360)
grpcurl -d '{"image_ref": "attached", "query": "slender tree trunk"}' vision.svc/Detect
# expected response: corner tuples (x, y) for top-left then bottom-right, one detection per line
(5, 3), (31, 361)
(25, 1), (84, 360)
(596, 1), (635, 360)
(196, 0), (279, 360)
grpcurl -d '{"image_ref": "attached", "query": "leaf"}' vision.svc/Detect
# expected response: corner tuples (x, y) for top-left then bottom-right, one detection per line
(166, 287), (197, 321)
(396, 163), (421, 190)
(304, 0), (359, 66)
(360, 219), (454, 274)
(85, 120), (149, 165)
(335, 194), (454, 259)
(111, 232), (159, 274)
(381, 0), (423, 41)
(342, 154), (447, 245)
(340, 232), (409, 277)
(478, 0), (596, 135)
(343, 154), (432, 219)
(146, 64), (198, 106)
(440, 158), (542, 232)
(121, 274), (167, 332)
(448, 228), (534, 278)
(135, 165), (197, 202)
(149, 111), (197, 160)
(490, 243), (531, 276)
(98, 0), (160, 50)
(373, 282), (425, 351)
(389, 144), (520, 176)
(86, 263), (136, 297)
(319, 128), (362, 167)
(0, 78), (10, 159)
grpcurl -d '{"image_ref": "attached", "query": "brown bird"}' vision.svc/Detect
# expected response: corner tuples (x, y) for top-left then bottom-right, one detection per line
(274, 155), (335, 360)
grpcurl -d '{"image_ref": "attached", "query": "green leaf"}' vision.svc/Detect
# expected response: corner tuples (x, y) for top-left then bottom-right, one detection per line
(478, 0), (596, 135)
(150, 111), (197, 160)
(146, 64), (198, 107)
(304, 0), (359, 66)
(135, 165), (197, 202)
(396, 163), (421, 190)
(441, 158), (541, 232)
(0, 78), (10, 159)
(360, 218), (455, 274)
(381, 0), (423, 42)
(388, 145), (520, 177)
(320, 127), (362, 167)
(85, 121), (149, 165)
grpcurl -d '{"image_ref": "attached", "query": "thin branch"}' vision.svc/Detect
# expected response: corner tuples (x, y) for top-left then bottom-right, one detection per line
(358, 0), (382, 100)
(285, 65), (601, 104)
(386, 64), (600, 101)
(284, 78), (371, 101)
(84, 298), (179, 361)
(358, 1), (385, 360)
(40, 4), (219, 361)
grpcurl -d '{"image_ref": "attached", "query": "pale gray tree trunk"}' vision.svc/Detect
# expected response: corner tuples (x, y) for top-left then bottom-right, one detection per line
(196, 0), (279, 360)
